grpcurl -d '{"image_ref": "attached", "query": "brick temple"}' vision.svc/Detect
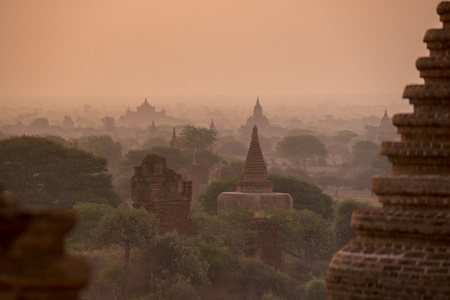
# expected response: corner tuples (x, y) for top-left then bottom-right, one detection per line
(131, 154), (196, 235)
(217, 125), (292, 214)
(326, 2), (450, 298)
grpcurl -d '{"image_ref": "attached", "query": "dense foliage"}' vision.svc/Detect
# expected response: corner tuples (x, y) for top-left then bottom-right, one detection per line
(197, 176), (241, 214)
(97, 204), (159, 265)
(270, 209), (336, 260)
(276, 135), (328, 171)
(334, 198), (371, 248)
(0, 136), (121, 208)
(178, 125), (217, 154)
(268, 174), (334, 219)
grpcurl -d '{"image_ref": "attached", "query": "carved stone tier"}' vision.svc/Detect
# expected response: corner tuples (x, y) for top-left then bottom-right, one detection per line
(327, 2), (450, 298)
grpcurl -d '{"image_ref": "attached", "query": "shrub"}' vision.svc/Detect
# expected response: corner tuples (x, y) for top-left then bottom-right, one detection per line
(237, 257), (288, 299)
(196, 239), (233, 280)
(303, 278), (326, 300)
(98, 260), (126, 299)
(261, 291), (284, 300)
(334, 198), (370, 249)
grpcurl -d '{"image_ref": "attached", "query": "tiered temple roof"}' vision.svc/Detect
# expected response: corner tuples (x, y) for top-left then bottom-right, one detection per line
(326, 2), (450, 298)
(237, 125), (273, 192)
(217, 125), (292, 214)
(242, 125), (268, 182)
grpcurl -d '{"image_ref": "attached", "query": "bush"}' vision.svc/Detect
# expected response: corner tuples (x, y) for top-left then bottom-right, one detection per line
(270, 209), (335, 260)
(237, 257), (288, 299)
(98, 260), (126, 299)
(197, 176), (242, 214)
(261, 292), (284, 300)
(303, 278), (326, 300)
(334, 198), (370, 249)
(267, 174), (334, 219)
(196, 239), (233, 280)
(191, 213), (249, 256)
(155, 274), (201, 300)
(142, 232), (210, 288)
(68, 202), (113, 251)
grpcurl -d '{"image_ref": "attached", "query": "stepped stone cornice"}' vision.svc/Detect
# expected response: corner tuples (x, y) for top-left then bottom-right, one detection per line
(326, 2), (450, 298)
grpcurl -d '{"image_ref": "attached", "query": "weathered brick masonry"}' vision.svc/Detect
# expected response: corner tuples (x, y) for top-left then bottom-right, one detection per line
(326, 2), (450, 299)
(131, 154), (197, 235)
(245, 217), (283, 269)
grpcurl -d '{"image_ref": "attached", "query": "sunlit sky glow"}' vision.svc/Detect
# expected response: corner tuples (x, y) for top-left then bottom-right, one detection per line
(0, 0), (442, 98)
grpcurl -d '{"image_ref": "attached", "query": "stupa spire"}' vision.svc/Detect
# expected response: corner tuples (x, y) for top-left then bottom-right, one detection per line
(210, 119), (216, 132)
(168, 127), (180, 149)
(242, 125), (267, 182)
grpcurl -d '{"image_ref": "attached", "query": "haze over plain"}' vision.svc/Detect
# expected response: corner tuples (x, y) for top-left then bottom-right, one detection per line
(0, 0), (442, 107)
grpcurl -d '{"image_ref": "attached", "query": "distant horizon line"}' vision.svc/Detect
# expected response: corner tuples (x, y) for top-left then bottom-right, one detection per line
(0, 92), (400, 98)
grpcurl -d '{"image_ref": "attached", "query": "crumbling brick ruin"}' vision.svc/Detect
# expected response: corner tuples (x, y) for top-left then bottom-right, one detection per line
(326, 2), (450, 298)
(0, 183), (89, 300)
(131, 154), (197, 235)
(245, 217), (283, 269)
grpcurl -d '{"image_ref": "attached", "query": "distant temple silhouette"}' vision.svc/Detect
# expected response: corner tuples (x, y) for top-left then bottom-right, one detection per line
(168, 127), (181, 150)
(118, 98), (167, 127)
(365, 110), (399, 143)
(244, 97), (270, 129)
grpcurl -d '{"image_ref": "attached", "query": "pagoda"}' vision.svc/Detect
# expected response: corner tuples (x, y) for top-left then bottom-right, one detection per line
(217, 125), (292, 214)
(245, 97), (270, 129)
(118, 98), (167, 127)
(168, 127), (181, 150)
(327, 2), (450, 298)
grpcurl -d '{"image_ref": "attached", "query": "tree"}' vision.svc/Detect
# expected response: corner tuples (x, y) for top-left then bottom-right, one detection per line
(0, 136), (121, 208)
(179, 125), (217, 154)
(303, 278), (326, 300)
(276, 135), (328, 171)
(217, 139), (247, 157)
(237, 257), (288, 299)
(140, 136), (167, 149)
(335, 198), (370, 249)
(349, 139), (379, 168)
(62, 116), (75, 128)
(197, 176), (241, 214)
(69, 202), (113, 250)
(268, 174), (334, 219)
(344, 167), (378, 193)
(96, 205), (159, 268)
(29, 117), (50, 128)
(101, 116), (116, 130)
(270, 210), (336, 260)
(79, 134), (122, 171)
(141, 231), (210, 298)
(227, 158), (245, 178)
(313, 172), (345, 197)
(98, 260), (127, 300)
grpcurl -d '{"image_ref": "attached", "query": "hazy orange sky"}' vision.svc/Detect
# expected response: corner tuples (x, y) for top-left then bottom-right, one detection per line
(0, 0), (442, 98)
